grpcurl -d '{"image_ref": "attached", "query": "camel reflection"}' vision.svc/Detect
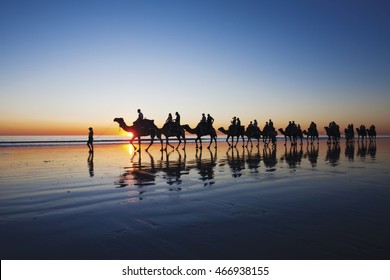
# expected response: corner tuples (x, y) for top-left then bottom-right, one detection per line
(345, 142), (355, 161)
(115, 150), (157, 189)
(161, 150), (188, 186)
(188, 148), (217, 185)
(357, 141), (368, 159)
(368, 141), (376, 159)
(115, 147), (217, 191)
(226, 147), (246, 178)
(304, 143), (319, 167)
(263, 145), (277, 171)
(326, 142), (341, 166)
(280, 144), (303, 169)
(246, 146), (262, 172)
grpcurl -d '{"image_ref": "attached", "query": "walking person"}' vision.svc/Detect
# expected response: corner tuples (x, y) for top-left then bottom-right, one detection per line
(87, 127), (94, 153)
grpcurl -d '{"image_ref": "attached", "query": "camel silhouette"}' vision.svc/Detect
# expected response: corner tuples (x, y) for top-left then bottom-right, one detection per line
(160, 122), (186, 150)
(356, 125), (368, 141)
(367, 125), (376, 141)
(218, 125), (245, 147)
(182, 124), (217, 149)
(303, 128), (319, 144)
(324, 124), (340, 143)
(278, 126), (301, 145)
(245, 126), (262, 147)
(114, 117), (162, 151)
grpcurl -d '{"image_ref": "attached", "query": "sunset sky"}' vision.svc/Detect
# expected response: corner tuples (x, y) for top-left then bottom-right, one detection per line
(1, 0), (389, 135)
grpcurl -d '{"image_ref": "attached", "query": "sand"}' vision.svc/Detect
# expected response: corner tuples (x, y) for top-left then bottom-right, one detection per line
(0, 139), (389, 259)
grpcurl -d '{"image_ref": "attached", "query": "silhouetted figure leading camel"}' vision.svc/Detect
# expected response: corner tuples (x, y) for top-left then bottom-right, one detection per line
(114, 117), (162, 151)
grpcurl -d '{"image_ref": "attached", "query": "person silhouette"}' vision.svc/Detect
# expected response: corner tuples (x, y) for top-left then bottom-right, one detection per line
(175, 112), (181, 126)
(87, 127), (94, 153)
(207, 114), (214, 126)
(137, 109), (144, 120)
(166, 113), (173, 123)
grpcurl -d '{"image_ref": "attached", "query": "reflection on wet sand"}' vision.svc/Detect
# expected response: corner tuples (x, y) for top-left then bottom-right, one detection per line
(326, 142), (341, 166)
(304, 143), (319, 167)
(115, 140), (378, 190)
(280, 144), (304, 169)
(87, 152), (94, 177)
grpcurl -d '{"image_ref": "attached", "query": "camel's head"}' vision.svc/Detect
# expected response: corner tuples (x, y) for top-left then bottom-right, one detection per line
(113, 118), (123, 123)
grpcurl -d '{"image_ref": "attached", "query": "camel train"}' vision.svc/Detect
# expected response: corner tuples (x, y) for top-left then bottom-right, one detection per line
(113, 111), (377, 151)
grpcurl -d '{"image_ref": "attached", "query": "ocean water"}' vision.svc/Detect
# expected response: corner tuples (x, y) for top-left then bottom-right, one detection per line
(0, 138), (389, 259)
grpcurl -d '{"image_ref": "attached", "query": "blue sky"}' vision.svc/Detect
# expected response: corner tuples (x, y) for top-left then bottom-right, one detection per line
(1, 0), (389, 135)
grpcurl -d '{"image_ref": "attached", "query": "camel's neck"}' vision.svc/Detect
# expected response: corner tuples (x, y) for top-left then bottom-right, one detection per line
(183, 125), (196, 134)
(219, 127), (229, 134)
(118, 121), (133, 132)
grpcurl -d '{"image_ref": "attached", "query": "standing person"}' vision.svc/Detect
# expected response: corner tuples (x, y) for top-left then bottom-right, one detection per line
(87, 127), (94, 153)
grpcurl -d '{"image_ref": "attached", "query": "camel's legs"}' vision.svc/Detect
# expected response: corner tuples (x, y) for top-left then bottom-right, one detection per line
(182, 135), (186, 150)
(146, 136), (153, 151)
(175, 136), (181, 150)
(130, 137), (137, 150)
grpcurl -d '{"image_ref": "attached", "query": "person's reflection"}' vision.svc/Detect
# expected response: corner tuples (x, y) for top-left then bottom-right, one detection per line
(88, 151), (94, 177)
(326, 142), (341, 166)
(345, 142), (355, 161)
(195, 148), (217, 185)
(263, 145), (277, 171)
(305, 143), (319, 167)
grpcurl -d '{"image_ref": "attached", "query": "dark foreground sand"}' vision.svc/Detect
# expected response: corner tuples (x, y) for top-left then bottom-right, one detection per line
(0, 139), (389, 259)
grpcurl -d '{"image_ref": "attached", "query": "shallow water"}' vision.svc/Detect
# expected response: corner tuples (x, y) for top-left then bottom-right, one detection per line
(0, 139), (389, 259)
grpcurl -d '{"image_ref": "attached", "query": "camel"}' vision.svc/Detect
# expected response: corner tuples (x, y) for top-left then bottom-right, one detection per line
(344, 124), (354, 143)
(159, 122), (186, 150)
(218, 125), (245, 147)
(367, 125), (376, 141)
(324, 123), (340, 143)
(262, 125), (277, 145)
(303, 126), (319, 144)
(182, 123), (217, 149)
(245, 126), (262, 147)
(356, 125), (367, 141)
(278, 123), (302, 145)
(114, 118), (162, 151)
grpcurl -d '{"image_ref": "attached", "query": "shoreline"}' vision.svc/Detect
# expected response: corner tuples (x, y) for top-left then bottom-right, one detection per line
(0, 135), (387, 147)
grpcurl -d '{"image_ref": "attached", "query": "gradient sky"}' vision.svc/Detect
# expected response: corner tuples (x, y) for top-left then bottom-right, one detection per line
(1, 0), (389, 135)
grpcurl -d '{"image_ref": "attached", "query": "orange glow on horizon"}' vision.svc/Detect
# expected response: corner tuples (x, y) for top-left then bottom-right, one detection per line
(0, 118), (390, 136)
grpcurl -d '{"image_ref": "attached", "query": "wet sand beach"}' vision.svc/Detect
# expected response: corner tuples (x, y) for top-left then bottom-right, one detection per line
(0, 139), (389, 259)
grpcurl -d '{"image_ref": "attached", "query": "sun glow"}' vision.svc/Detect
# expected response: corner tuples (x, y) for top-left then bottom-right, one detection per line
(128, 132), (134, 139)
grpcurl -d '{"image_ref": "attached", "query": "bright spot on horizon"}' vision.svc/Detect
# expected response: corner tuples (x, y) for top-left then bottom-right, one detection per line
(128, 132), (134, 139)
